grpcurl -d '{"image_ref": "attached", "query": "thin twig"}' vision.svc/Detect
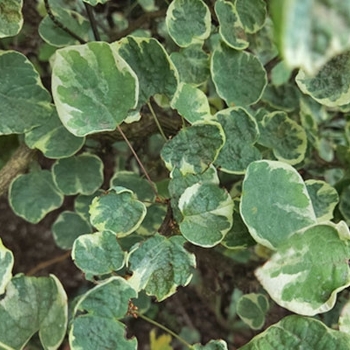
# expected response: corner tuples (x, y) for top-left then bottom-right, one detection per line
(84, 2), (101, 41)
(117, 125), (159, 198)
(44, 0), (86, 44)
(147, 101), (167, 141)
(27, 250), (71, 276)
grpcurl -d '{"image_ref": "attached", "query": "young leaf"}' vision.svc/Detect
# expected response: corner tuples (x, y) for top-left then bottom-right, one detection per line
(215, 0), (249, 50)
(211, 43), (267, 106)
(9, 170), (64, 224)
(70, 276), (137, 349)
(114, 36), (178, 111)
(170, 44), (210, 86)
(39, 7), (90, 47)
(24, 107), (85, 159)
(52, 41), (138, 136)
(214, 107), (261, 174)
(0, 51), (52, 135)
(305, 180), (339, 222)
(271, 0), (350, 75)
(52, 211), (92, 250)
(296, 52), (350, 107)
(72, 231), (125, 281)
(127, 235), (195, 301)
(178, 183), (234, 247)
(236, 293), (269, 330)
(171, 82), (211, 124)
(240, 160), (317, 249)
(161, 121), (225, 175)
(235, 0), (266, 34)
(0, 239), (13, 295)
(0, 0), (23, 38)
(89, 187), (147, 237)
(0, 274), (67, 350)
(240, 315), (350, 349)
(166, 0), (211, 47)
(257, 111), (307, 165)
(256, 222), (350, 316)
(52, 153), (104, 195)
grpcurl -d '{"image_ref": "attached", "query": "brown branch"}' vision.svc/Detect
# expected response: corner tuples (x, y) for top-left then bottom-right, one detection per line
(26, 250), (71, 276)
(0, 144), (36, 197)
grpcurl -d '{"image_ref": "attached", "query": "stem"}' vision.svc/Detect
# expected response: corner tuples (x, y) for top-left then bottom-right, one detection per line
(84, 3), (101, 41)
(44, 0), (86, 44)
(117, 126), (159, 198)
(137, 312), (193, 349)
(27, 251), (71, 276)
(147, 101), (167, 141)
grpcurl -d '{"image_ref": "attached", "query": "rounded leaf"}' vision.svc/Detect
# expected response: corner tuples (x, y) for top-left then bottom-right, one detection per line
(257, 111), (307, 165)
(161, 121), (225, 175)
(211, 43), (267, 106)
(127, 235), (196, 301)
(214, 107), (261, 174)
(52, 153), (104, 195)
(236, 0), (266, 34)
(240, 160), (317, 249)
(256, 222), (350, 316)
(72, 231), (125, 280)
(52, 41), (138, 136)
(0, 51), (52, 135)
(179, 183), (234, 247)
(9, 170), (64, 224)
(52, 211), (92, 250)
(89, 187), (147, 237)
(166, 0), (211, 47)
(0, 0), (23, 38)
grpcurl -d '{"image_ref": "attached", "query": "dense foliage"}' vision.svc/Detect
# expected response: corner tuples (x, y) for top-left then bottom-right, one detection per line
(1, 0), (350, 349)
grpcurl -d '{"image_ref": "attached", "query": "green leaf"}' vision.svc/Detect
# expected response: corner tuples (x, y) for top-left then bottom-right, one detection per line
(339, 299), (350, 334)
(296, 52), (350, 107)
(170, 83), (211, 124)
(114, 36), (178, 111)
(215, 0), (249, 50)
(178, 183), (234, 247)
(305, 180), (339, 222)
(89, 187), (147, 237)
(169, 165), (220, 222)
(82, 0), (109, 5)
(0, 0), (23, 38)
(72, 231), (125, 281)
(0, 274), (67, 350)
(193, 340), (228, 350)
(74, 190), (104, 222)
(52, 211), (92, 250)
(240, 160), (317, 249)
(170, 44), (210, 86)
(127, 235), (195, 301)
(257, 111), (307, 165)
(256, 221), (350, 316)
(271, 0), (350, 75)
(166, 0), (210, 47)
(214, 107), (261, 174)
(70, 276), (137, 349)
(237, 293), (269, 330)
(236, 0), (266, 34)
(161, 121), (225, 175)
(240, 315), (350, 349)
(0, 239), (13, 295)
(211, 43), (267, 106)
(0, 51), (52, 135)
(39, 7), (90, 47)
(110, 171), (155, 202)
(24, 107), (85, 159)
(52, 41), (138, 136)
(52, 153), (104, 195)
(9, 170), (64, 224)
(138, 0), (158, 12)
